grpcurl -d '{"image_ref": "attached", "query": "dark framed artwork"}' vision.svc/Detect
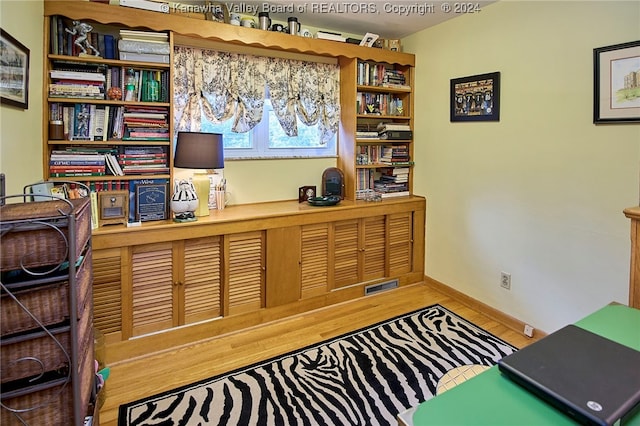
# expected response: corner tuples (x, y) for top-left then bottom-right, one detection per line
(593, 40), (640, 124)
(0, 29), (29, 109)
(450, 72), (500, 122)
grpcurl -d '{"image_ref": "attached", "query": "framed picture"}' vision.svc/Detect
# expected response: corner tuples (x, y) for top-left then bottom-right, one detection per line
(593, 40), (640, 124)
(450, 72), (500, 122)
(0, 29), (29, 109)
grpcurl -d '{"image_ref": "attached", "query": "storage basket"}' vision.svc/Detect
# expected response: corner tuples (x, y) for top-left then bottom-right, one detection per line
(1, 310), (91, 384)
(0, 198), (90, 272)
(0, 326), (71, 384)
(0, 376), (74, 426)
(1, 248), (92, 337)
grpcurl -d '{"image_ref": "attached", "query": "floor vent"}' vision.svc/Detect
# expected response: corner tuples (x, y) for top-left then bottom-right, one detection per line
(364, 279), (399, 296)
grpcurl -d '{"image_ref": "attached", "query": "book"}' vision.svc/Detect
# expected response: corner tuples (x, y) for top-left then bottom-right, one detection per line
(315, 31), (346, 42)
(379, 130), (413, 140)
(119, 29), (169, 42)
(104, 34), (116, 59)
(90, 191), (99, 230)
(118, 51), (170, 63)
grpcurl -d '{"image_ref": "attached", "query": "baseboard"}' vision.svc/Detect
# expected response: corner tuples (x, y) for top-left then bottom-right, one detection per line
(424, 275), (547, 340)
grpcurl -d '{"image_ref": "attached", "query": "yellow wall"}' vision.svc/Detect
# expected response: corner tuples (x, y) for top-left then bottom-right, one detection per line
(404, 1), (640, 332)
(0, 0), (44, 196)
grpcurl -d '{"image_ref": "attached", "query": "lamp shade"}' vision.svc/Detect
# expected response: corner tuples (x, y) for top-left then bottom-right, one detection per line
(174, 132), (224, 169)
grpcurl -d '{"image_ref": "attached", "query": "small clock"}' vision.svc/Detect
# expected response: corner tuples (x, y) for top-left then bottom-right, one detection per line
(98, 190), (129, 227)
(298, 185), (316, 203)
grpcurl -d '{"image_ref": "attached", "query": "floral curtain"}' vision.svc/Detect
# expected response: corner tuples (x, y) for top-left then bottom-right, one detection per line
(173, 46), (340, 143)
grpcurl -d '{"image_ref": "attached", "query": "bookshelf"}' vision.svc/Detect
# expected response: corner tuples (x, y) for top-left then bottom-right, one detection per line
(43, 14), (173, 223)
(338, 58), (415, 200)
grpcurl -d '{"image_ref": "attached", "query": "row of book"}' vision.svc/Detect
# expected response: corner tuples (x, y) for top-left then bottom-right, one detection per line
(50, 16), (116, 59)
(50, 61), (170, 103)
(356, 93), (404, 116)
(357, 62), (408, 88)
(49, 103), (170, 142)
(50, 16), (170, 63)
(49, 146), (169, 177)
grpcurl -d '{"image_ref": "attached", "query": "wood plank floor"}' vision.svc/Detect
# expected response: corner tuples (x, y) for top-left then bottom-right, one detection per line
(98, 282), (536, 426)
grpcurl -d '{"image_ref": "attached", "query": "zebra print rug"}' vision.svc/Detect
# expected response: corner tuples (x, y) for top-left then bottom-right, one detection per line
(118, 304), (517, 425)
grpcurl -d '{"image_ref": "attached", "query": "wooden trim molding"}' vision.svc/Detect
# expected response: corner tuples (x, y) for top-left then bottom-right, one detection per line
(43, 0), (415, 65)
(424, 275), (547, 341)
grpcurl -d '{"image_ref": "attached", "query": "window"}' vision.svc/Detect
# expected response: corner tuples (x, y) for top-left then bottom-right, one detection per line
(201, 97), (337, 160)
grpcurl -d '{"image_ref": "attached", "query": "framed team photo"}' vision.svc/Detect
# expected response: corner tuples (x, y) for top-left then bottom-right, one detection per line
(0, 29), (30, 109)
(450, 72), (500, 122)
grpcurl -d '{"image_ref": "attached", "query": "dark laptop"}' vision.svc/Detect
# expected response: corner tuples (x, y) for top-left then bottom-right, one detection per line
(498, 324), (640, 426)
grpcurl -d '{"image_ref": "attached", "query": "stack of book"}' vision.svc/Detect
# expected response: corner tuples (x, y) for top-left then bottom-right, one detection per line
(377, 122), (412, 140)
(118, 30), (170, 63)
(374, 166), (410, 197)
(381, 70), (409, 89)
(120, 146), (169, 175)
(49, 68), (106, 100)
(49, 147), (109, 177)
(122, 105), (169, 141)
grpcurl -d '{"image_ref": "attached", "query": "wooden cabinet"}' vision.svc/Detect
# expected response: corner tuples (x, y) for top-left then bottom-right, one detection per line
(0, 195), (95, 426)
(95, 232), (265, 340)
(91, 197), (425, 364)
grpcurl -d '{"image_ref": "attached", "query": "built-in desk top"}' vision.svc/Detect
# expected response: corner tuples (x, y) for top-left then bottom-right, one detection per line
(411, 304), (640, 425)
(92, 195), (426, 250)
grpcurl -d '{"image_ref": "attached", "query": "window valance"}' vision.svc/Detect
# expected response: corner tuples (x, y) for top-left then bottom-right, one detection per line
(173, 46), (340, 144)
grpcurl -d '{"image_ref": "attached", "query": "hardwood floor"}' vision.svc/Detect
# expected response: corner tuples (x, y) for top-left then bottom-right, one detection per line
(97, 282), (537, 426)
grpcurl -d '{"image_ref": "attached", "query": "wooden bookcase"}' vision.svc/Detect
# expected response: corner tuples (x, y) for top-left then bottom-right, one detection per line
(43, 8), (173, 223)
(338, 56), (415, 201)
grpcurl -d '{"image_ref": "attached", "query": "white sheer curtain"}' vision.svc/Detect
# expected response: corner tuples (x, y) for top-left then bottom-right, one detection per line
(173, 46), (340, 143)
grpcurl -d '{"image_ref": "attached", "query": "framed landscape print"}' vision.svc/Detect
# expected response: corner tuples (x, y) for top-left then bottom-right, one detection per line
(593, 40), (640, 124)
(450, 72), (500, 122)
(0, 29), (29, 109)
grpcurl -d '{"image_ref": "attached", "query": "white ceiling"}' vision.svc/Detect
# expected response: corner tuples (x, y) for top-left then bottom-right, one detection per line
(202, 0), (495, 39)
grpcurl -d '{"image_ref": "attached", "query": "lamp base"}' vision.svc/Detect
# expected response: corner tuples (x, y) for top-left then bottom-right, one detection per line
(192, 173), (211, 217)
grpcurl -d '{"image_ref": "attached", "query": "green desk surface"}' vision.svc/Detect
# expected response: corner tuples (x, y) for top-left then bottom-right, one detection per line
(412, 304), (640, 425)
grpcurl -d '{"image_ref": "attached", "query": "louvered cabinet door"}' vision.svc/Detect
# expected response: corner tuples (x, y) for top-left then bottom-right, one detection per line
(225, 231), (265, 316)
(300, 223), (330, 299)
(131, 242), (175, 337)
(333, 219), (360, 289)
(387, 212), (413, 276)
(182, 236), (223, 325)
(361, 215), (386, 282)
(93, 248), (124, 341)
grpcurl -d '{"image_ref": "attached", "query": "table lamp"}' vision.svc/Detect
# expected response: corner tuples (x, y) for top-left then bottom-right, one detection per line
(173, 131), (224, 217)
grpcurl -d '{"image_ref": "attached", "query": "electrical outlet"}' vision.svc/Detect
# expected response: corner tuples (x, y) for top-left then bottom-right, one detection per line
(524, 324), (534, 338)
(500, 272), (511, 290)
